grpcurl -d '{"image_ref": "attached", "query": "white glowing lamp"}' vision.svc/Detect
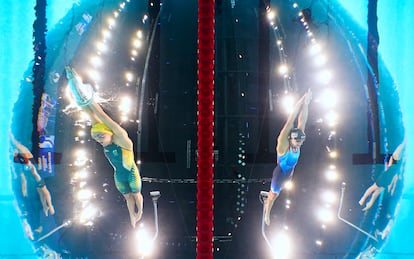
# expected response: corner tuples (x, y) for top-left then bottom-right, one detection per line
(278, 64), (289, 76)
(320, 88), (337, 109)
(321, 190), (337, 204)
(79, 204), (99, 224)
(325, 110), (338, 127)
(137, 30), (144, 39)
(314, 54), (327, 66)
(79, 111), (90, 121)
(284, 180), (294, 190)
(317, 69), (333, 85)
(136, 226), (154, 256)
(133, 39), (142, 49)
(271, 231), (291, 259)
(267, 10), (276, 21)
(96, 41), (108, 53)
(90, 55), (103, 67)
(329, 150), (338, 158)
(325, 169), (338, 181)
(102, 29), (111, 40)
(125, 71), (134, 82)
(281, 94), (295, 115)
(88, 69), (101, 82)
(76, 169), (88, 179)
(317, 207), (334, 223)
(107, 17), (116, 27)
(119, 96), (132, 114)
(77, 189), (93, 201)
(78, 130), (86, 137)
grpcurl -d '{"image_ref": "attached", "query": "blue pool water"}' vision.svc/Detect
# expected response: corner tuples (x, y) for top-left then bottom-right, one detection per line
(376, 1), (414, 257)
(0, 1), (76, 257)
(0, 1), (37, 257)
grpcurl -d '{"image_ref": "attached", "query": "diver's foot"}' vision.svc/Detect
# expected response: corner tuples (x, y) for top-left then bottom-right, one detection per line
(264, 201), (271, 226)
(42, 204), (49, 216)
(35, 226), (43, 234)
(136, 210), (143, 223)
(49, 205), (55, 215)
(362, 199), (375, 211)
(130, 212), (142, 228)
(130, 214), (137, 228)
(23, 221), (34, 240)
(263, 191), (277, 226)
(264, 213), (270, 226)
(358, 198), (364, 206)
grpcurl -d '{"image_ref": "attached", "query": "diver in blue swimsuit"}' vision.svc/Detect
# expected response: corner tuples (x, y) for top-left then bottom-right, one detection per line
(66, 67), (143, 228)
(264, 89), (312, 225)
(10, 133), (55, 217)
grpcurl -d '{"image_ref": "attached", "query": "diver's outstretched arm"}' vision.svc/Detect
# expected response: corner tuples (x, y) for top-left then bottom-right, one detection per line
(276, 89), (312, 154)
(65, 66), (132, 149)
(393, 138), (407, 159)
(359, 183), (377, 207)
(297, 89), (312, 132)
(9, 133), (33, 158)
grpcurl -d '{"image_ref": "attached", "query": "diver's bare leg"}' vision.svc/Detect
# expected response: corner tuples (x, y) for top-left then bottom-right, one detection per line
(363, 187), (384, 211)
(359, 184), (377, 206)
(132, 192), (143, 224)
(124, 193), (138, 228)
(264, 191), (278, 226)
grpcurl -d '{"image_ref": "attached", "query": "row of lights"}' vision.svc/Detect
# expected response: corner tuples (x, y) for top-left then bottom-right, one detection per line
(294, 5), (341, 231)
(71, 0), (131, 228)
(262, 2), (342, 258)
(65, 1), (160, 257)
(64, 0), (139, 227)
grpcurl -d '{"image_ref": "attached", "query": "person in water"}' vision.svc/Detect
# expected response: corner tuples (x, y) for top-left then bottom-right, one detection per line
(358, 139), (406, 211)
(263, 89), (312, 225)
(65, 66), (143, 228)
(10, 133), (55, 216)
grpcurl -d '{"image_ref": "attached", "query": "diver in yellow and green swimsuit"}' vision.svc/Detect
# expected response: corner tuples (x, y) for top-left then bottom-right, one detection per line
(102, 140), (142, 195)
(66, 67), (143, 228)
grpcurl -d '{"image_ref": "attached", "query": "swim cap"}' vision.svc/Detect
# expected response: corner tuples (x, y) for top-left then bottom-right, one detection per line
(91, 123), (113, 135)
(289, 128), (306, 140)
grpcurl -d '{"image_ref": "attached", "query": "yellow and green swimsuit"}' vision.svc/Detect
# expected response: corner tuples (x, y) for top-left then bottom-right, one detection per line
(103, 143), (141, 194)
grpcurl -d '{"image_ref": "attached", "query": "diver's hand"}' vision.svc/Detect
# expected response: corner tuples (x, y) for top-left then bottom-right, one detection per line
(65, 66), (94, 107)
(304, 89), (312, 104)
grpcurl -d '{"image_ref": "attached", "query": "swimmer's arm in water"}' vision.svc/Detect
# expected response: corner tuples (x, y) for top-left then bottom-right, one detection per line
(391, 138), (406, 162)
(27, 160), (42, 182)
(9, 132), (33, 158)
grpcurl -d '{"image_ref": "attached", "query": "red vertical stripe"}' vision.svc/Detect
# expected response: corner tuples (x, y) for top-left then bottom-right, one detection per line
(197, 0), (214, 258)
